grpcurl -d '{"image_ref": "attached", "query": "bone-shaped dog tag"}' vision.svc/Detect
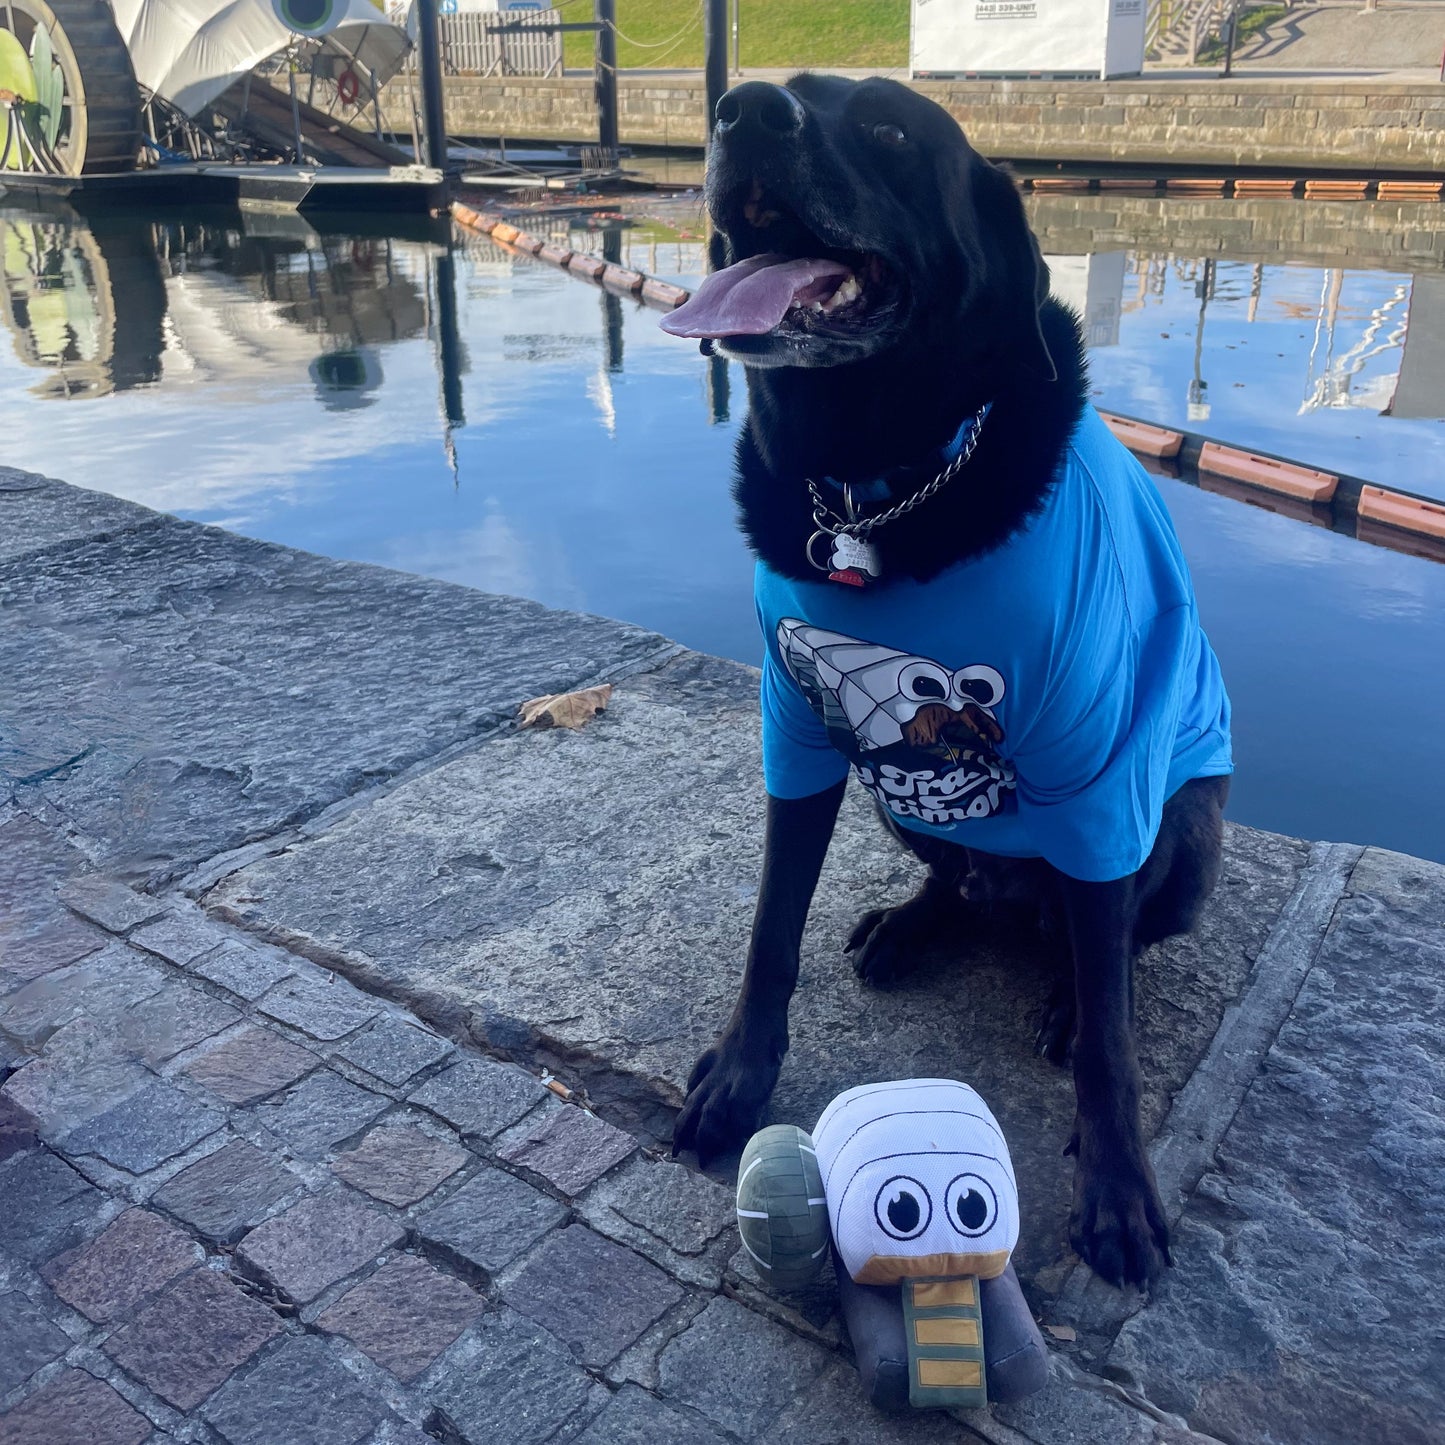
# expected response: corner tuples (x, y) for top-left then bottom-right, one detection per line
(830, 532), (880, 578)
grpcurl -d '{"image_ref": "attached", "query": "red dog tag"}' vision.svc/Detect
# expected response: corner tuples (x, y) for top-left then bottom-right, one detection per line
(828, 569), (867, 587)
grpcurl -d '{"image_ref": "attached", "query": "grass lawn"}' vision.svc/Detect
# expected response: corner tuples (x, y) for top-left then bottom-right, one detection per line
(561, 0), (909, 72)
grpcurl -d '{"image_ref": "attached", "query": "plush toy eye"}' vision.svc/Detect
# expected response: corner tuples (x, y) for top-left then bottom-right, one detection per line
(875, 1175), (932, 1240)
(945, 1174), (999, 1237)
(873, 123), (907, 148)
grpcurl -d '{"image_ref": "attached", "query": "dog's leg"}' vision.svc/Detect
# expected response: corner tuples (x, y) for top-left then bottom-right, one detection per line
(846, 865), (967, 988)
(1060, 873), (1171, 1289)
(672, 779), (846, 1164)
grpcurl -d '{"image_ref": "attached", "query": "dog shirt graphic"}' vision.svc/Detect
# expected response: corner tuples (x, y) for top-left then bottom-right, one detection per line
(754, 406), (1235, 883)
(775, 620), (1017, 825)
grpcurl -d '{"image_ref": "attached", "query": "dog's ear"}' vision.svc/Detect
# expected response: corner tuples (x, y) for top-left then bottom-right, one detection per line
(973, 162), (1057, 384)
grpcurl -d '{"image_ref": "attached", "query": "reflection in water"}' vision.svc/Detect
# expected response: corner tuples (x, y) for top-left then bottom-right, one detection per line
(0, 205), (1442, 863)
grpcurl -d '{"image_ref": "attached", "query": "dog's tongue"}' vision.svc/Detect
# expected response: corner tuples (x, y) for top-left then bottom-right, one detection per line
(661, 253), (852, 338)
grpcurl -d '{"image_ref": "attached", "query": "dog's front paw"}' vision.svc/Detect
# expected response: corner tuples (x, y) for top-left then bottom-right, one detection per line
(672, 1028), (783, 1166)
(1068, 1132), (1171, 1289)
(845, 906), (923, 988)
(1033, 975), (1075, 1065)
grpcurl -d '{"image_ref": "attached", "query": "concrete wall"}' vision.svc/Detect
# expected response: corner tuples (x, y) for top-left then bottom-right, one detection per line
(385, 74), (1445, 174)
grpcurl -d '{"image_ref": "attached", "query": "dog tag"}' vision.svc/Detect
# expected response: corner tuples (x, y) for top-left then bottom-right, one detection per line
(830, 532), (880, 578)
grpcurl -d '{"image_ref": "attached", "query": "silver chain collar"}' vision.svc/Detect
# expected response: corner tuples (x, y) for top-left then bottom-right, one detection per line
(806, 401), (992, 544)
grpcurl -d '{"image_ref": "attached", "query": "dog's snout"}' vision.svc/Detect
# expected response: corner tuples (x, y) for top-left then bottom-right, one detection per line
(715, 81), (804, 139)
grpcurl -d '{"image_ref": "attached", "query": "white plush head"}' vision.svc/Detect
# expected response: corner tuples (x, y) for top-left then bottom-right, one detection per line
(812, 1079), (1019, 1286)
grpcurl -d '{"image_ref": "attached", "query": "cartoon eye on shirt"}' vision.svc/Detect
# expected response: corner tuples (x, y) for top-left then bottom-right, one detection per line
(776, 620), (1007, 756)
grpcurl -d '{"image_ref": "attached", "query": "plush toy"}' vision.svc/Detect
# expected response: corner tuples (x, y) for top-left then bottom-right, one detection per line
(736, 1079), (1049, 1412)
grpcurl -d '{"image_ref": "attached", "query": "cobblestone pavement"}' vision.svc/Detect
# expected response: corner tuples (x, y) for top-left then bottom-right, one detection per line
(1, 867), (1214, 1445)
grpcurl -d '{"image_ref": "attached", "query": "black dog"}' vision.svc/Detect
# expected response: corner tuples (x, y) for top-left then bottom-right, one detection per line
(668, 75), (1231, 1290)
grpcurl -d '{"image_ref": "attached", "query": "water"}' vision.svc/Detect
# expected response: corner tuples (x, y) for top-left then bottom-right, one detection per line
(1, 201), (1442, 864)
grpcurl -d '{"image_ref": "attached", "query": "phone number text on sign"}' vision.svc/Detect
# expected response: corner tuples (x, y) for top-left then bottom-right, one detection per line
(974, 0), (1038, 17)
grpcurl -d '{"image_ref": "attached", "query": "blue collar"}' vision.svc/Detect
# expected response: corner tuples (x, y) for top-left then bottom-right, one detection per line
(821, 403), (993, 505)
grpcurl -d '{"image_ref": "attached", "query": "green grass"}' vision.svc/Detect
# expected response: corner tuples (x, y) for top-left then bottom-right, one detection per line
(562, 0), (909, 73)
(1195, 5), (1288, 67)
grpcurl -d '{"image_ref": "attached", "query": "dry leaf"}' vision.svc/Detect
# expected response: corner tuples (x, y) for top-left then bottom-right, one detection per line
(517, 684), (613, 731)
(1043, 1324), (1077, 1342)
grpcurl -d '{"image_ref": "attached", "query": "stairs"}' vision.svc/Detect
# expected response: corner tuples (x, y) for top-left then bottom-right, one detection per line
(1148, 0), (1232, 65)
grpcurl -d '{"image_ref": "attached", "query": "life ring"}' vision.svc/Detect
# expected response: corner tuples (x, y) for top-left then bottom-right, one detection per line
(336, 68), (360, 106)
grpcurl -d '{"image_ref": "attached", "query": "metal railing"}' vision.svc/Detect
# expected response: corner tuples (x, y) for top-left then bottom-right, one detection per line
(404, 11), (564, 77)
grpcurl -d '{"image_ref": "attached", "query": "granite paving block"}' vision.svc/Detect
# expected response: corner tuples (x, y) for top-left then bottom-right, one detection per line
(203, 1335), (396, 1445)
(0, 946), (166, 1046)
(0, 913), (106, 985)
(0, 466), (154, 562)
(251, 1069), (388, 1159)
(129, 914), (228, 967)
(187, 943), (295, 1002)
(334, 1018), (454, 1086)
(256, 975), (381, 1041)
(235, 1192), (405, 1305)
(498, 1106), (636, 1197)
(329, 1125), (468, 1207)
(209, 650), (1307, 1299)
(424, 1307), (596, 1445)
(1105, 853), (1445, 1445)
(0, 1094), (38, 1162)
(501, 1225), (684, 1368)
(0, 1018), (150, 1137)
(0, 1289), (72, 1396)
(0, 1368), (153, 1445)
(150, 1139), (299, 1243)
(316, 1253), (484, 1381)
(580, 1154), (737, 1287)
(0, 1150), (109, 1263)
(62, 1079), (226, 1174)
(406, 1058), (545, 1141)
(570, 1385), (732, 1445)
(656, 1296), (831, 1439)
(57, 876), (168, 935)
(44, 1208), (201, 1323)
(991, 1360), (1198, 1445)
(2, 507), (665, 883)
(185, 1028), (317, 1105)
(116, 986), (241, 1065)
(102, 1269), (284, 1411)
(414, 1164), (568, 1282)
(770, 1360), (963, 1443)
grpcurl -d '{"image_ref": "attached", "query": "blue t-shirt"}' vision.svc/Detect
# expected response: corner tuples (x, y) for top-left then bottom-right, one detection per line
(757, 406), (1232, 883)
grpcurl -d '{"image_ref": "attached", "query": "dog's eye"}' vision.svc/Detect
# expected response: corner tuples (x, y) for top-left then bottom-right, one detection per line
(945, 1174), (999, 1238)
(899, 661), (951, 701)
(873, 123), (907, 148)
(875, 1175), (932, 1240)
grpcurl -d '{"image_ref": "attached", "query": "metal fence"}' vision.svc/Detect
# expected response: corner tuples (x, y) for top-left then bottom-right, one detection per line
(406, 11), (564, 77)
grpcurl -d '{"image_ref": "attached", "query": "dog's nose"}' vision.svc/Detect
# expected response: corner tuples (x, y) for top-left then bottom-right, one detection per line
(714, 81), (804, 139)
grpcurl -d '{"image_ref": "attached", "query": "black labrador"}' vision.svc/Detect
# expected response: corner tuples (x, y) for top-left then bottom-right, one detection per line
(668, 74), (1229, 1290)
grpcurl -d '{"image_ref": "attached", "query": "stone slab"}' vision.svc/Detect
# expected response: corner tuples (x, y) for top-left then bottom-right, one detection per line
(187, 943), (296, 1002)
(0, 1150), (109, 1264)
(406, 1058), (545, 1141)
(56, 875), (169, 935)
(656, 1296), (831, 1440)
(423, 1306), (598, 1445)
(329, 1125), (468, 1207)
(498, 1106), (636, 1198)
(115, 986), (242, 1066)
(0, 1093), (37, 1160)
(102, 1269), (284, 1411)
(334, 1017), (454, 1086)
(61, 1080), (226, 1174)
(0, 1288), (72, 1396)
(44, 1208), (201, 1323)
(185, 1028), (318, 1106)
(0, 913), (106, 987)
(770, 1359), (967, 1444)
(202, 1334), (396, 1445)
(0, 467), (155, 564)
(414, 1164), (567, 1282)
(570, 1385), (732, 1445)
(0, 946), (167, 1048)
(235, 1192), (406, 1305)
(250, 1068), (388, 1160)
(1, 1018), (151, 1138)
(1, 499), (668, 884)
(211, 651), (1308, 1300)
(255, 975), (382, 1041)
(1105, 849), (1445, 1445)
(500, 1225), (684, 1368)
(577, 1153), (738, 1289)
(0, 1368), (153, 1445)
(150, 1139), (300, 1243)
(316, 1253), (485, 1381)
(129, 914), (228, 968)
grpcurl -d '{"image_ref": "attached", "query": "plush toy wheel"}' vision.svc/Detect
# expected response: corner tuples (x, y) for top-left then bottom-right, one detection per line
(735, 1124), (830, 1291)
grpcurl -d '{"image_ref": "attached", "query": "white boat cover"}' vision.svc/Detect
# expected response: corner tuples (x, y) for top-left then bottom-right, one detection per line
(109, 0), (412, 116)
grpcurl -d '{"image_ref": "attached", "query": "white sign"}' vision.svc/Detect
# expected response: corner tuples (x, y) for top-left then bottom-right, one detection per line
(911, 0), (1146, 80)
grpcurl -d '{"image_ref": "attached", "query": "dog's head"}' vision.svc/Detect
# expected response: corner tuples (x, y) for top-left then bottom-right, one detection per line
(663, 74), (1054, 378)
